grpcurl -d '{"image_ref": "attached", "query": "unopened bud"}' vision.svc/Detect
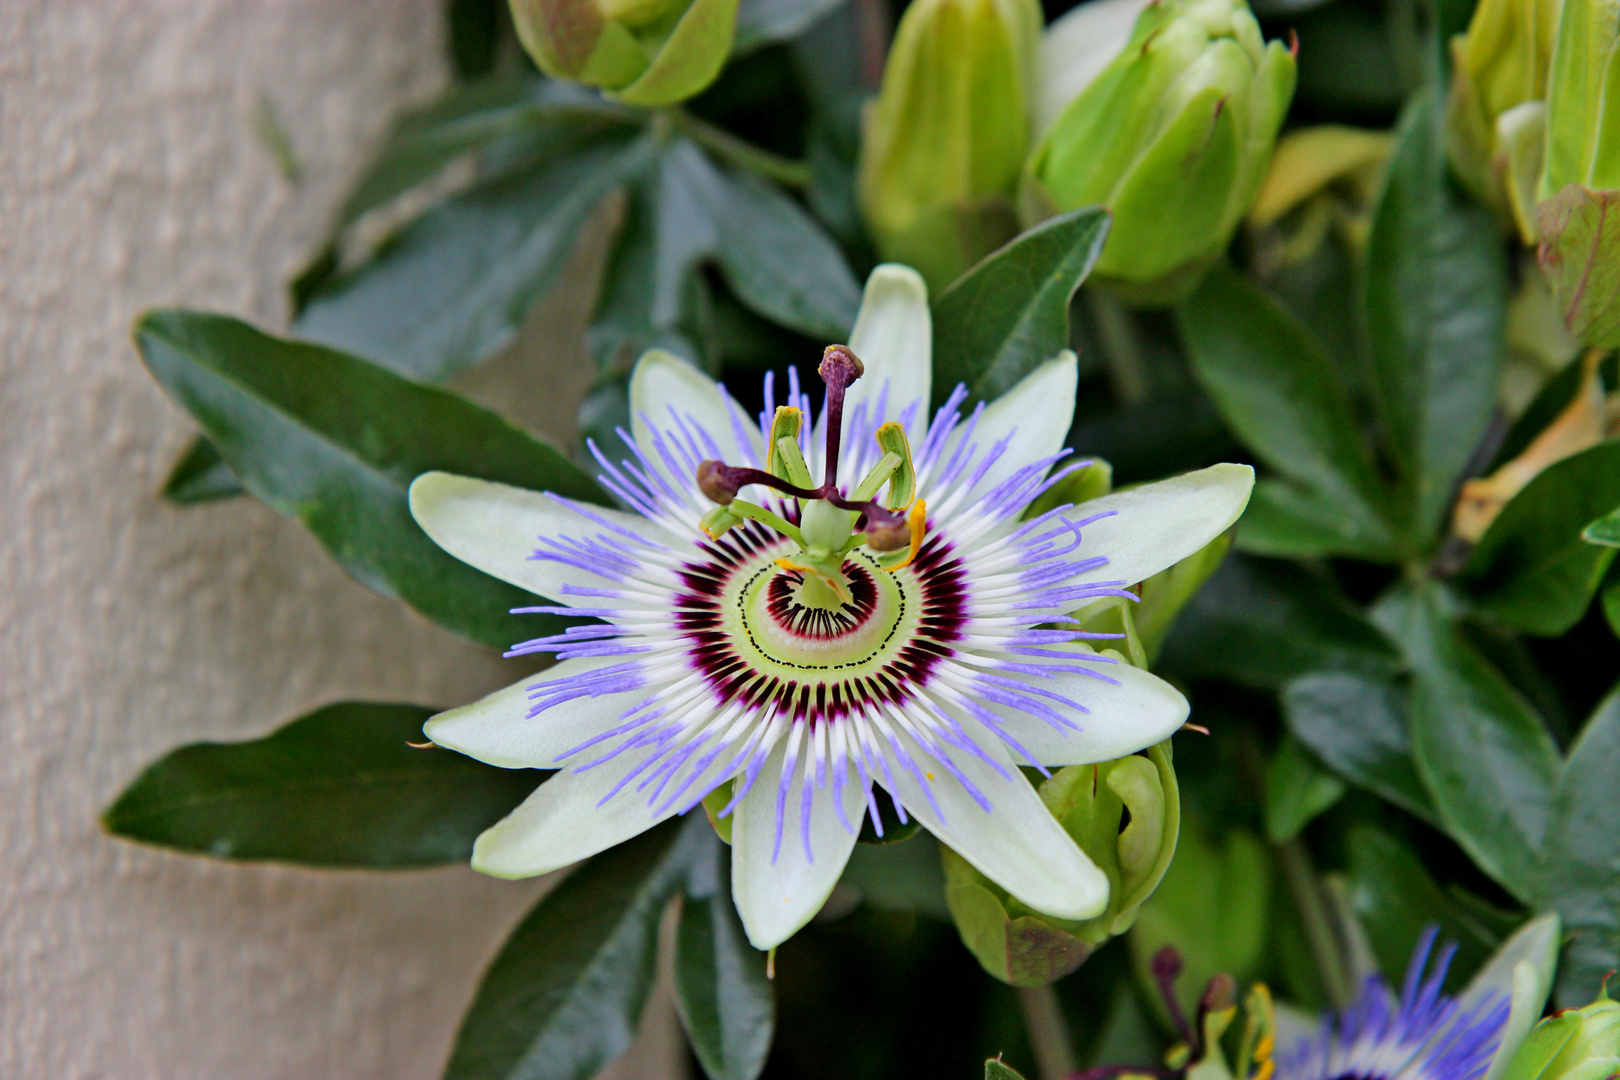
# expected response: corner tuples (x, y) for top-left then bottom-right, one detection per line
(507, 0), (738, 107)
(857, 0), (1042, 291)
(1024, 0), (1296, 302)
(696, 460), (739, 505)
(1501, 982), (1620, 1080)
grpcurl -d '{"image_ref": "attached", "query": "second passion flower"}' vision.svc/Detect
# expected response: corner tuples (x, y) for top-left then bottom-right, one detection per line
(409, 264), (1252, 951)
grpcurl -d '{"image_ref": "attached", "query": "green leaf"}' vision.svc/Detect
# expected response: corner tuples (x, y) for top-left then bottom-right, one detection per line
(931, 207), (1111, 406)
(1604, 565), (1620, 638)
(445, 817), (704, 1080)
(1374, 585), (1560, 901)
(1264, 734), (1347, 842)
(1179, 265), (1392, 558)
(161, 434), (244, 504)
(1282, 671), (1439, 825)
(134, 310), (605, 648)
(1533, 683), (1620, 1006)
(1459, 443), (1620, 635)
(1346, 826), (1511, 991)
(701, 160), (860, 341)
(839, 832), (949, 917)
(586, 143), (718, 370)
(733, 0), (850, 54)
(1585, 505), (1620, 547)
(1158, 555), (1401, 690)
(297, 130), (654, 382)
(675, 834), (774, 1080)
(1234, 480), (1401, 563)
(339, 78), (630, 230)
(102, 702), (535, 866)
(1135, 530), (1232, 663)
(1364, 94), (1508, 547)
(1487, 352), (1616, 471)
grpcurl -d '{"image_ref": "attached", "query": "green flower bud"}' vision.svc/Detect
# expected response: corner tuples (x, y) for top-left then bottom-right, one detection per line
(858, 0), (1043, 292)
(1445, 0), (1561, 232)
(1534, 0), (1620, 345)
(942, 742), (1180, 985)
(1024, 0), (1296, 302)
(507, 0), (738, 106)
(1501, 984), (1620, 1080)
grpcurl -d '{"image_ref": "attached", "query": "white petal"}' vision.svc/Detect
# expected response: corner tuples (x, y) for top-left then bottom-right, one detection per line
(630, 349), (763, 495)
(1470, 912), (1561, 1080)
(883, 720), (1108, 920)
(424, 656), (649, 769)
(987, 657), (1189, 766)
(471, 740), (743, 879)
(845, 264), (932, 439)
(1068, 463), (1254, 587)
(409, 471), (677, 602)
(937, 352), (1078, 508)
(731, 739), (867, 949)
(1036, 0), (1155, 134)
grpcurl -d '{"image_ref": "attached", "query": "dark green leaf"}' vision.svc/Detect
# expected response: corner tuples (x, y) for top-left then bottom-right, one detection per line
(1459, 443), (1620, 635)
(1264, 734), (1347, 842)
(1282, 671), (1438, 824)
(1158, 555), (1401, 690)
(587, 140), (720, 370)
(161, 434), (244, 504)
(1364, 95), (1508, 547)
(102, 702), (535, 866)
(675, 832), (774, 1080)
(135, 310), (605, 648)
(733, 0), (850, 54)
(1534, 684), (1620, 1006)
(297, 130), (653, 382)
(985, 1060), (1027, 1080)
(931, 208), (1112, 406)
(340, 79), (631, 230)
(701, 159), (860, 342)
(1604, 569), (1620, 638)
(446, 817), (704, 1080)
(1373, 585), (1559, 900)
(1179, 265), (1393, 559)
(1234, 480), (1400, 563)
(839, 833), (949, 917)
(1346, 826), (1511, 991)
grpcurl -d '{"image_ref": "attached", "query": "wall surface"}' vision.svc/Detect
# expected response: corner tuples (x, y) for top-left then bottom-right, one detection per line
(0, 3), (677, 1077)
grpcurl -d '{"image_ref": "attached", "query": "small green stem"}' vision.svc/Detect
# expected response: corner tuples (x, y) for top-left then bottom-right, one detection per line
(668, 108), (812, 188)
(1017, 984), (1076, 1080)
(1278, 838), (1352, 1010)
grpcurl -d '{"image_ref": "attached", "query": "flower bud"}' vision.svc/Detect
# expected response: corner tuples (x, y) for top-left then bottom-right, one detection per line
(507, 0), (738, 107)
(942, 743), (1179, 985)
(1445, 0), (1560, 232)
(1534, 0), (1620, 345)
(1500, 984), (1620, 1080)
(858, 0), (1043, 292)
(1024, 0), (1296, 302)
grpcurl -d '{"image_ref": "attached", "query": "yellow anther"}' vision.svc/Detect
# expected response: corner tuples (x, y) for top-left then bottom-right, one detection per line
(883, 499), (928, 572)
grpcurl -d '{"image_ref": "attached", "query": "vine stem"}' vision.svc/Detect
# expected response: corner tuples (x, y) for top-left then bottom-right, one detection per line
(1278, 838), (1353, 1010)
(667, 108), (812, 188)
(1018, 984), (1077, 1080)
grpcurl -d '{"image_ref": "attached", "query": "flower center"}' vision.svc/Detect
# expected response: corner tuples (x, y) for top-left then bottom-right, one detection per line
(745, 556), (901, 665)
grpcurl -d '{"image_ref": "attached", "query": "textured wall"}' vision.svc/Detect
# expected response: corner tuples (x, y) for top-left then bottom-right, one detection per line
(0, 3), (678, 1077)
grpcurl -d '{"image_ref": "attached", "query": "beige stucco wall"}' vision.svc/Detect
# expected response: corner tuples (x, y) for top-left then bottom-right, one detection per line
(0, 3), (681, 1076)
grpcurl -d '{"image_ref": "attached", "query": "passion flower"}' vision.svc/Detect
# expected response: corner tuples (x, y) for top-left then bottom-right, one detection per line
(409, 264), (1252, 949)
